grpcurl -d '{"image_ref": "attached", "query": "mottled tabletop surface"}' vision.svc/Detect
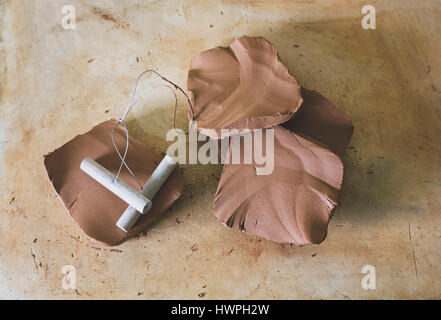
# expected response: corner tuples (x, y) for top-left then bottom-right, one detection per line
(1, 0), (440, 299)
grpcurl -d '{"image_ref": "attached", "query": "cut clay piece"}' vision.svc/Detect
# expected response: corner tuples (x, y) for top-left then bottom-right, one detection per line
(187, 36), (303, 139)
(283, 88), (354, 156)
(44, 120), (184, 246)
(214, 126), (344, 245)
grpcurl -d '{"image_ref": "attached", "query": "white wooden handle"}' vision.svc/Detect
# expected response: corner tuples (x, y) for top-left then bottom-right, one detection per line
(116, 155), (178, 232)
(80, 157), (152, 214)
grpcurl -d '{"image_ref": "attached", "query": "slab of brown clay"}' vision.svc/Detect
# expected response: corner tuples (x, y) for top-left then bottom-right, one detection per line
(44, 120), (185, 246)
(283, 88), (354, 156)
(214, 126), (344, 245)
(187, 36), (303, 139)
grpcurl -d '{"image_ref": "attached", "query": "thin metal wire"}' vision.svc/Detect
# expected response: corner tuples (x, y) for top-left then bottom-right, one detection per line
(110, 70), (193, 189)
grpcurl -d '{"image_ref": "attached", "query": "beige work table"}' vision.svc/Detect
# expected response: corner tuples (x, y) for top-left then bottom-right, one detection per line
(0, 0), (440, 299)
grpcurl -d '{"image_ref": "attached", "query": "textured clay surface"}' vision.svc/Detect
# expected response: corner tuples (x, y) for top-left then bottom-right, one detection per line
(190, 37), (353, 245)
(187, 36), (302, 139)
(214, 126), (344, 245)
(283, 88), (354, 156)
(44, 120), (185, 246)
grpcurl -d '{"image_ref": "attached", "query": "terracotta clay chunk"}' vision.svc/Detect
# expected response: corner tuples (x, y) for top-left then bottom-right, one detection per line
(44, 120), (185, 246)
(187, 36), (303, 139)
(283, 88), (354, 156)
(189, 36), (354, 245)
(214, 126), (344, 245)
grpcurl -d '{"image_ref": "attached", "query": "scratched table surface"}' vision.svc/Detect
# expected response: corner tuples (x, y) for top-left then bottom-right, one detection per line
(1, 0), (440, 299)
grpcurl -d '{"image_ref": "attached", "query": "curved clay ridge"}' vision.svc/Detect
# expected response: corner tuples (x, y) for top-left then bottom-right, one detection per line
(44, 120), (185, 246)
(214, 126), (344, 245)
(187, 36), (303, 139)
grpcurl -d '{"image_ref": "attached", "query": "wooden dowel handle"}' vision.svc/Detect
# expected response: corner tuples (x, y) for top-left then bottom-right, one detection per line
(116, 155), (178, 232)
(80, 157), (152, 214)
